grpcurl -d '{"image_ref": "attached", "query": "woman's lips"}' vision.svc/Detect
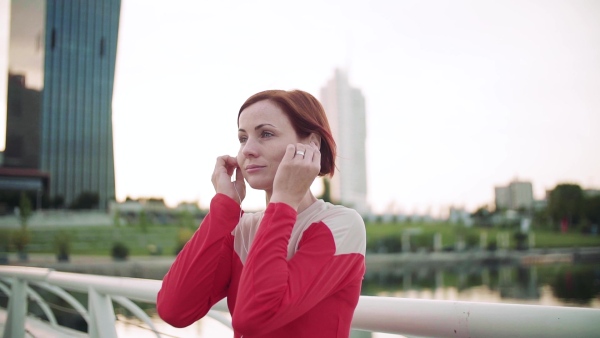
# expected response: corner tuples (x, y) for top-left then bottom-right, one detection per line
(246, 165), (265, 174)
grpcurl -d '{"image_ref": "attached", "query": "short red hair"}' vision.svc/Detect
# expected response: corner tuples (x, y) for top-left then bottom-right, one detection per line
(238, 90), (336, 177)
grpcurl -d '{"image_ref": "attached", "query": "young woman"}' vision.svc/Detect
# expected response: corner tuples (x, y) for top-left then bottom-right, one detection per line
(157, 89), (366, 338)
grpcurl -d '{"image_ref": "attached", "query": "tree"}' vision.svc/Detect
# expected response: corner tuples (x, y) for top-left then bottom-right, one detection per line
(471, 204), (492, 227)
(583, 195), (600, 225)
(13, 192), (33, 260)
(19, 192), (32, 228)
(547, 184), (584, 229)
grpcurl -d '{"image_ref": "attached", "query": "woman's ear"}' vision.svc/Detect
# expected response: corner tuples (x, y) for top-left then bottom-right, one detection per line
(308, 133), (321, 149)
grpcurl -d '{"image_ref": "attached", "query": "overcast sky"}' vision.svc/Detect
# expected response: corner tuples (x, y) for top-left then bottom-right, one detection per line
(2, 0), (599, 215)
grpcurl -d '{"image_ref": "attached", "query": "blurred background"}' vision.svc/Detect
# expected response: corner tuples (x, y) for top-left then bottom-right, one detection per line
(0, 0), (599, 337)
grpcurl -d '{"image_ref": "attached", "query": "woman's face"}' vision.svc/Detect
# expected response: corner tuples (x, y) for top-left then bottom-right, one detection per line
(237, 100), (303, 192)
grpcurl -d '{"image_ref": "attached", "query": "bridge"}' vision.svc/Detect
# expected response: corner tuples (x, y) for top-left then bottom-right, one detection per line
(1, 265), (599, 338)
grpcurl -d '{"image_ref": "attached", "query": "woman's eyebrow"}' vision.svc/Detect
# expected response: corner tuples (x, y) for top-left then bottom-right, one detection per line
(255, 123), (276, 130)
(238, 123), (276, 132)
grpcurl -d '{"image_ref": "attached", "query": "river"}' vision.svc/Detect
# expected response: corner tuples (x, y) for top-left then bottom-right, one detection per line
(112, 260), (599, 338)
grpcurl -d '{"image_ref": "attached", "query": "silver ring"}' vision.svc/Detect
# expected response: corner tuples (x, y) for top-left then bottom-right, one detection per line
(296, 150), (305, 157)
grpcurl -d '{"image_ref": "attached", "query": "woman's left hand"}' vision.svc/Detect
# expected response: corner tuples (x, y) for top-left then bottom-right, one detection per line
(270, 141), (321, 210)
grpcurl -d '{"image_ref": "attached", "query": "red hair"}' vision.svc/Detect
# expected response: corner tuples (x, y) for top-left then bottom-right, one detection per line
(238, 90), (336, 177)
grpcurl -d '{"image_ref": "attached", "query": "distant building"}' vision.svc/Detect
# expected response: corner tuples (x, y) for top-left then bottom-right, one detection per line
(532, 199), (547, 211)
(4, 0), (121, 210)
(495, 179), (534, 211)
(176, 201), (201, 213)
(0, 74), (48, 212)
(320, 69), (369, 215)
(4, 74), (41, 169)
(448, 206), (473, 226)
(584, 189), (600, 198)
(39, 0), (121, 209)
(494, 186), (510, 210)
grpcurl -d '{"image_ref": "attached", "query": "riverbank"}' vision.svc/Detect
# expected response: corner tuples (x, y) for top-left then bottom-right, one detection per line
(4, 246), (600, 279)
(366, 246), (600, 272)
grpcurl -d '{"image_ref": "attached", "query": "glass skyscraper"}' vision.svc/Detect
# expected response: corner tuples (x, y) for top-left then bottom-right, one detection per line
(320, 69), (369, 215)
(40, 0), (121, 209)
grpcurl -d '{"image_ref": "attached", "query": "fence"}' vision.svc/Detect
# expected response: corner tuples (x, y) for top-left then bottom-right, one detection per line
(1, 266), (599, 338)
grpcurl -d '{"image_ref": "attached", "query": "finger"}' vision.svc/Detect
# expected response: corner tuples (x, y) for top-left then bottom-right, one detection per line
(213, 156), (229, 175)
(310, 141), (320, 161)
(227, 159), (235, 176)
(215, 155), (226, 168)
(212, 156), (235, 193)
(225, 156), (238, 168)
(312, 144), (321, 166)
(294, 143), (307, 159)
(284, 144), (296, 160)
(302, 143), (314, 161)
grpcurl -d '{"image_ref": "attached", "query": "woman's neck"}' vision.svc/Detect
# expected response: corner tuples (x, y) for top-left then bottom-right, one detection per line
(265, 190), (317, 214)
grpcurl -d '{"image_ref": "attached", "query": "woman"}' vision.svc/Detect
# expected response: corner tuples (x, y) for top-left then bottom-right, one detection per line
(157, 89), (366, 338)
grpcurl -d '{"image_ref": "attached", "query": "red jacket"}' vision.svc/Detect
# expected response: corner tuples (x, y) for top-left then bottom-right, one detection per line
(157, 193), (366, 337)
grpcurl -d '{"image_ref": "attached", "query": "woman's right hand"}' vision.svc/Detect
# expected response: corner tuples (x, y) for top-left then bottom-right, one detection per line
(211, 155), (246, 205)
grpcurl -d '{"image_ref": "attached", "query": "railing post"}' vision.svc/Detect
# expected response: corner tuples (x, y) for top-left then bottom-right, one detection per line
(88, 287), (118, 338)
(2, 278), (27, 338)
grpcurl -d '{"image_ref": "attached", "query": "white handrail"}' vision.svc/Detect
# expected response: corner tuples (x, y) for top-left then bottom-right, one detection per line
(1, 266), (599, 338)
(352, 296), (600, 337)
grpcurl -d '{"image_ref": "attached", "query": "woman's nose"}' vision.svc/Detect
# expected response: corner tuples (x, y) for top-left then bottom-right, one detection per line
(241, 138), (259, 157)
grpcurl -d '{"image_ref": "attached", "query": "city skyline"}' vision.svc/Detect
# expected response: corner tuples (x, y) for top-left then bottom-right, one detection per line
(1, 0), (599, 214)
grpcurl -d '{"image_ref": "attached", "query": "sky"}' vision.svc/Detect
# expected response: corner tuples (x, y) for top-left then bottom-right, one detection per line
(2, 0), (600, 215)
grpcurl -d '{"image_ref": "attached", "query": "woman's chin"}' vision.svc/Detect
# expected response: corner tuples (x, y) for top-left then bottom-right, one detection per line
(245, 179), (271, 191)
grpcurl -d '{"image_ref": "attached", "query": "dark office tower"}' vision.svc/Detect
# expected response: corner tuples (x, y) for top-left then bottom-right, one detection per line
(5, 74), (42, 169)
(40, 0), (121, 209)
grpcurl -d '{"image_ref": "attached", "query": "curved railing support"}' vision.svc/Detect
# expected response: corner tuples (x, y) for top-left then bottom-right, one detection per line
(32, 281), (90, 324)
(24, 285), (58, 326)
(88, 287), (118, 338)
(111, 295), (161, 338)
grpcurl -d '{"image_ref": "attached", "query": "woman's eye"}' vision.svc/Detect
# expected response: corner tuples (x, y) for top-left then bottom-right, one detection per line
(239, 136), (247, 143)
(261, 131), (274, 138)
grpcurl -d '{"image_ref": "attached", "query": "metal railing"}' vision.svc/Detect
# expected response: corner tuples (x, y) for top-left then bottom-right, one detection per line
(1, 266), (599, 338)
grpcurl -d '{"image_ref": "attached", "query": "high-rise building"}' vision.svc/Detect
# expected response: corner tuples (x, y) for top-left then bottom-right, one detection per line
(320, 69), (369, 215)
(495, 179), (534, 211)
(5, 74), (41, 169)
(1, 0), (49, 211)
(38, 0), (121, 209)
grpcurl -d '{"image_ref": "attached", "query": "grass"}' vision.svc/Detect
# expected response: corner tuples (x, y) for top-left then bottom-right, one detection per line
(3, 220), (599, 258)
(365, 221), (600, 252)
(2, 225), (187, 257)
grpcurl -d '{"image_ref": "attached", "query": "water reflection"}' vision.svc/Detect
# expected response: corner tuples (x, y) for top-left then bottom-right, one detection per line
(114, 261), (600, 338)
(5, 260), (597, 338)
(362, 261), (600, 308)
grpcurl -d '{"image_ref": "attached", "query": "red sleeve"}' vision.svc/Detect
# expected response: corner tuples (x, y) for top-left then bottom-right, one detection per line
(156, 193), (240, 328)
(232, 202), (365, 336)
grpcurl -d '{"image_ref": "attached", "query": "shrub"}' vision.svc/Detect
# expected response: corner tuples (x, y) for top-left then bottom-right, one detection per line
(514, 231), (528, 250)
(12, 228), (30, 252)
(111, 242), (129, 260)
(54, 230), (71, 262)
(411, 233), (432, 252)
